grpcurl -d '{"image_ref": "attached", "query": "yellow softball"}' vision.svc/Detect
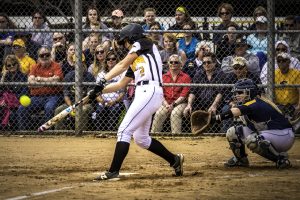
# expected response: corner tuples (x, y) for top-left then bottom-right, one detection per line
(70, 110), (76, 117)
(19, 95), (31, 107)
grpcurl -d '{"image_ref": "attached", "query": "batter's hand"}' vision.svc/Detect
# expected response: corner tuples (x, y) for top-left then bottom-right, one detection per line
(89, 78), (107, 100)
(183, 104), (192, 117)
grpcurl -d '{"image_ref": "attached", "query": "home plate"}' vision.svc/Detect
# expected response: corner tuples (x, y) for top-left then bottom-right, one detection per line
(93, 172), (139, 181)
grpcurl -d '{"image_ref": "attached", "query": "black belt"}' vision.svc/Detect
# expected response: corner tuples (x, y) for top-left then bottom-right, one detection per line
(136, 80), (162, 87)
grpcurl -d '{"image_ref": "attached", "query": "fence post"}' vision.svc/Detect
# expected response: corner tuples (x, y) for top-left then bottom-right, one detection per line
(266, 0), (276, 100)
(74, 0), (83, 135)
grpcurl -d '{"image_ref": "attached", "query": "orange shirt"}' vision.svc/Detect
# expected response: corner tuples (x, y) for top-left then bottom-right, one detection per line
(29, 61), (63, 96)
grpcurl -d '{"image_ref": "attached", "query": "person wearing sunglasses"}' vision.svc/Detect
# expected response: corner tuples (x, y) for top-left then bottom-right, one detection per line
(274, 52), (300, 130)
(29, 11), (52, 48)
(0, 55), (28, 130)
(88, 44), (107, 78)
(221, 36), (260, 75)
(12, 39), (36, 75)
(92, 51), (125, 131)
(17, 46), (64, 131)
(51, 32), (67, 64)
(184, 52), (228, 131)
(152, 54), (191, 134)
(248, 6), (267, 31)
(260, 40), (300, 85)
(213, 3), (236, 45)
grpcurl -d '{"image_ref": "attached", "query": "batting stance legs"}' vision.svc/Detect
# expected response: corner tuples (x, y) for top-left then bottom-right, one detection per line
(225, 125), (295, 168)
(94, 85), (184, 180)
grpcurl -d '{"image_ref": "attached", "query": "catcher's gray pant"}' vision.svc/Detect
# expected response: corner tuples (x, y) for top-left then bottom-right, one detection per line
(117, 84), (163, 148)
(242, 126), (295, 152)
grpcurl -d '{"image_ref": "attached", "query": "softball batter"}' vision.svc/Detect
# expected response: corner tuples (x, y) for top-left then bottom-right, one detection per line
(89, 23), (184, 180)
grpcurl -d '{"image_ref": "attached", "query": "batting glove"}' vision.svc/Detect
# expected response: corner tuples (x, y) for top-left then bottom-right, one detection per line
(88, 78), (107, 100)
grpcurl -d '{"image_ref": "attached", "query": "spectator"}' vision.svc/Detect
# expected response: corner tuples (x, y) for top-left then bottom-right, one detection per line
(280, 15), (300, 60)
(248, 6), (267, 30)
(221, 57), (262, 131)
(183, 40), (214, 79)
(88, 44), (108, 78)
(274, 52), (300, 117)
(215, 22), (239, 62)
(14, 32), (39, 60)
(184, 52), (228, 124)
(54, 54), (95, 131)
(29, 11), (52, 48)
(0, 55), (28, 130)
(213, 3), (235, 45)
(92, 51), (125, 131)
(83, 34), (100, 67)
(17, 47), (63, 130)
(149, 22), (164, 50)
(61, 43), (76, 76)
(221, 36), (260, 75)
(151, 54), (191, 134)
(142, 8), (164, 31)
(83, 5), (113, 43)
(177, 20), (199, 64)
(0, 13), (17, 63)
(51, 32), (67, 64)
(159, 33), (178, 73)
(247, 16), (268, 68)
(168, 6), (194, 39)
(12, 39), (36, 75)
(260, 40), (300, 84)
(107, 9), (127, 39)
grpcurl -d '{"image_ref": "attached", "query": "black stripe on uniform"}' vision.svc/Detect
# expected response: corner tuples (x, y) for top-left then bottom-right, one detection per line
(145, 54), (155, 81)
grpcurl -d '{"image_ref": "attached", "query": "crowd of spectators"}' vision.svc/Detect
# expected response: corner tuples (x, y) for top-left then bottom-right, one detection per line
(0, 3), (299, 133)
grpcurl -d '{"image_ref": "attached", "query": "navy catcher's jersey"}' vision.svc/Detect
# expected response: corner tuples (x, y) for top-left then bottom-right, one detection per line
(128, 38), (162, 84)
(238, 97), (292, 131)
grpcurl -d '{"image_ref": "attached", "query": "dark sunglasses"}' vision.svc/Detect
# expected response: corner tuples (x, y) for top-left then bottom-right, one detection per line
(276, 48), (287, 52)
(107, 57), (117, 61)
(236, 43), (247, 48)
(39, 53), (51, 58)
(169, 61), (179, 65)
(285, 23), (294, 27)
(33, 16), (43, 19)
(53, 36), (63, 41)
(277, 59), (289, 63)
(6, 62), (18, 68)
(220, 12), (230, 16)
(233, 65), (246, 70)
(13, 45), (23, 49)
(96, 50), (105, 55)
(203, 61), (213, 65)
(112, 16), (123, 20)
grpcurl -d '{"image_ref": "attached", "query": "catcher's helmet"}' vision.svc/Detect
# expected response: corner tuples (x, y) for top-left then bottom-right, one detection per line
(118, 23), (145, 44)
(232, 78), (259, 103)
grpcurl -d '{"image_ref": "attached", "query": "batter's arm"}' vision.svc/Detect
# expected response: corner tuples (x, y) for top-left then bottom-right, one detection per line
(104, 53), (138, 81)
(102, 76), (133, 94)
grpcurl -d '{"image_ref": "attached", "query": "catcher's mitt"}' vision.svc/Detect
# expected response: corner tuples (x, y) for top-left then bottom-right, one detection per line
(191, 110), (212, 135)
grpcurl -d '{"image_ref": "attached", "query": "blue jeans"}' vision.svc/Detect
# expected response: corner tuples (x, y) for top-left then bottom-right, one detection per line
(17, 95), (63, 130)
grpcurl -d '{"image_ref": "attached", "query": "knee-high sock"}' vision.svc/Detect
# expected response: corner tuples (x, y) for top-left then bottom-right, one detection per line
(109, 141), (130, 172)
(147, 138), (175, 166)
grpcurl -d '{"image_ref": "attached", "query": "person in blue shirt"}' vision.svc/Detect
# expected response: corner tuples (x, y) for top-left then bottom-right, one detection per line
(209, 78), (295, 169)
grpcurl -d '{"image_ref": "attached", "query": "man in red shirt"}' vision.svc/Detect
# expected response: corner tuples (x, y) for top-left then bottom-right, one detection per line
(17, 46), (63, 130)
(151, 54), (191, 134)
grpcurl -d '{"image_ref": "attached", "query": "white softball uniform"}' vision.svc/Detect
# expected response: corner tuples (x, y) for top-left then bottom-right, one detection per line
(117, 38), (163, 148)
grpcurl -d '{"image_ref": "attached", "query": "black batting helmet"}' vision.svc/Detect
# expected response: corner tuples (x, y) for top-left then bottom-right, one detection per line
(118, 23), (145, 44)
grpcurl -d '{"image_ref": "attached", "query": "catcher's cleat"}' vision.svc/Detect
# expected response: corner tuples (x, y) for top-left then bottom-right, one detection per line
(224, 156), (249, 167)
(93, 171), (119, 181)
(172, 154), (184, 176)
(276, 158), (291, 169)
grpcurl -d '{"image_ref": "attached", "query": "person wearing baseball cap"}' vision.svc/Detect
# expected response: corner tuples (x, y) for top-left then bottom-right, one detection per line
(12, 39), (36, 75)
(111, 9), (124, 29)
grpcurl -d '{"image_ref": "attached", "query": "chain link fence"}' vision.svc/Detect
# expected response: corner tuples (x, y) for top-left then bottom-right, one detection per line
(0, 0), (299, 135)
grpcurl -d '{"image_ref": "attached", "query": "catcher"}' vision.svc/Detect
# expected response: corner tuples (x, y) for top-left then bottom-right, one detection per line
(191, 78), (295, 169)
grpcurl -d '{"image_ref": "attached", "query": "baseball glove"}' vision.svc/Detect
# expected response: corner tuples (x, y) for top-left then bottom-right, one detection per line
(191, 110), (212, 135)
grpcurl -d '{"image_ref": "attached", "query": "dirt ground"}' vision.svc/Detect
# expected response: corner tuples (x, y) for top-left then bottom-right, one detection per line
(0, 135), (300, 200)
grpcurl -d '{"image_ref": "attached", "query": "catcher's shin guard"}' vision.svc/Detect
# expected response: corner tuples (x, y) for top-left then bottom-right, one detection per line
(245, 134), (281, 162)
(226, 126), (247, 159)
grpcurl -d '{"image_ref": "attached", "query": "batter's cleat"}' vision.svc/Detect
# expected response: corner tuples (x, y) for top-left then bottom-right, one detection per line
(172, 154), (184, 176)
(224, 156), (249, 167)
(93, 171), (119, 181)
(276, 158), (291, 169)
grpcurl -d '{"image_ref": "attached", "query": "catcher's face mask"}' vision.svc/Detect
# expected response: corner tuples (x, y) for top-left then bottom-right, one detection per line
(233, 89), (251, 104)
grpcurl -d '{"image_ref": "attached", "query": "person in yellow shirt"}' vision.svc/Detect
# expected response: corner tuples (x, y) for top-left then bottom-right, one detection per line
(275, 52), (300, 116)
(12, 39), (36, 75)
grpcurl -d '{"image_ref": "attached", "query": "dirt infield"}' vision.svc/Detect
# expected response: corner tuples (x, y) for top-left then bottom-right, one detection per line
(1, 135), (300, 200)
